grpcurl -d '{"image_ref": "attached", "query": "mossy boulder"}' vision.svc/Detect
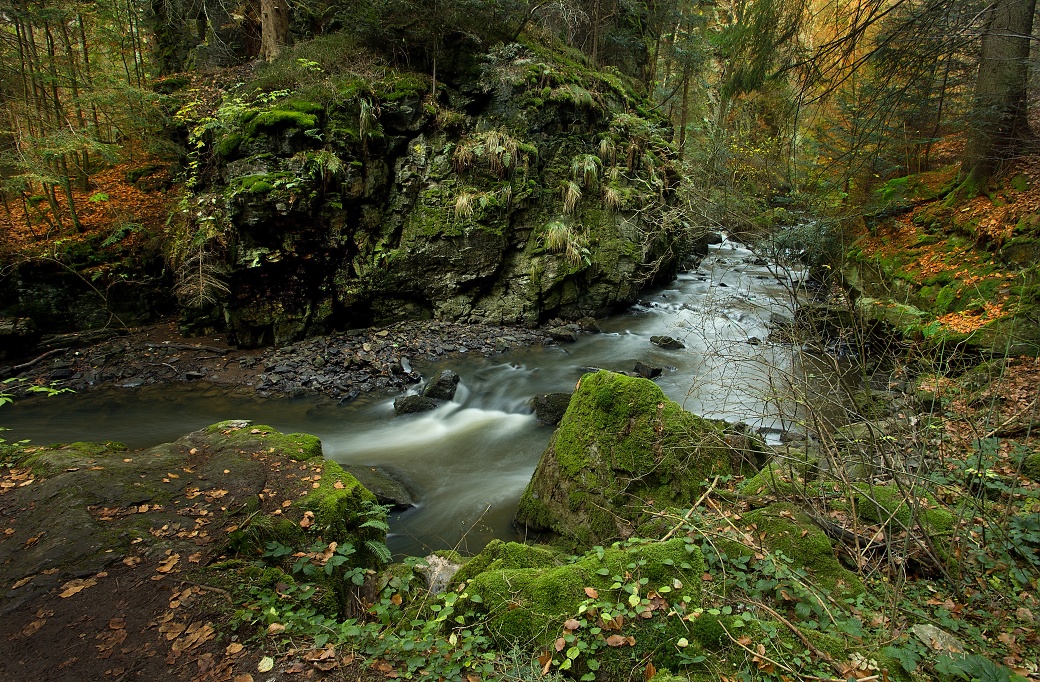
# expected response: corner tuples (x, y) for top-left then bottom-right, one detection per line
(514, 371), (730, 549)
(1022, 451), (1040, 482)
(740, 447), (816, 496)
(452, 539), (563, 585)
(460, 538), (704, 671)
(742, 503), (863, 596)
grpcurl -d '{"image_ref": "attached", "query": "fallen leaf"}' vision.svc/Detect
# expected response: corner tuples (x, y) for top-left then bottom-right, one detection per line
(156, 554), (180, 573)
(299, 511), (315, 529)
(258, 657), (275, 672)
(233, 675), (254, 682)
(645, 661), (657, 680)
(334, 481), (345, 489)
(564, 618), (580, 631)
(59, 578), (97, 598)
(268, 623), (286, 635)
(22, 619), (45, 637)
(554, 637), (566, 652)
(108, 617), (125, 630)
(226, 642), (244, 655)
(11, 576), (33, 589)
(584, 586), (599, 598)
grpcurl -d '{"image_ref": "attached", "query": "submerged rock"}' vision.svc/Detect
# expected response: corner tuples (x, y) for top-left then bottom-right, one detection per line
(650, 335), (685, 350)
(393, 394), (439, 415)
(532, 392), (572, 425)
(633, 361), (662, 379)
(514, 371), (730, 548)
(422, 369), (461, 401)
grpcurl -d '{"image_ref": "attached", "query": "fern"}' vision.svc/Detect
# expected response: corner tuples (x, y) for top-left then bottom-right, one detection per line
(365, 539), (392, 564)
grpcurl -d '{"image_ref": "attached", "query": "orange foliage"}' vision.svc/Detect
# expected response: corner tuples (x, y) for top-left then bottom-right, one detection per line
(0, 162), (176, 253)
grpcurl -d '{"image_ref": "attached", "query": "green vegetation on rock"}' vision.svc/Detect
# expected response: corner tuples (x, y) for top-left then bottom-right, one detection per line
(515, 371), (730, 549)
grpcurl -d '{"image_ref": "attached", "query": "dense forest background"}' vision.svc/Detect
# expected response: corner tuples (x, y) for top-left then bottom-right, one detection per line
(0, 0), (1034, 242)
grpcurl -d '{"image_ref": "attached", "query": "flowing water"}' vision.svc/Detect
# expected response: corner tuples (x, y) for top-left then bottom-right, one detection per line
(5, 239), (808, 557)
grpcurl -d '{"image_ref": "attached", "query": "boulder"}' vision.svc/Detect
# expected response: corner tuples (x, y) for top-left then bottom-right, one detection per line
(342, 465), (415, 509)
(633, 361), (662, 379)
(532, 392), (572, 425)
(546, 326), (578, 343)
(576, 316), (601, 333)
(514, 371), (730, 548)
(393, 394), (438, 415)
(650, 335), (685, 350)
(422, 369), (461, 401)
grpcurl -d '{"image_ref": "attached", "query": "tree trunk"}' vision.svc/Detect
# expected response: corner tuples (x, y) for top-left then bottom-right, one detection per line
(960, 0), (1036, 187)
(261, 0), (290, 62)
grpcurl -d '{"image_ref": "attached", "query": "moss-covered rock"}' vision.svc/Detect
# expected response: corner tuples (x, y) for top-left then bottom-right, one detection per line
(461, 538), (703, 669)
(740, 447), (816, 496)
(1023, 451), (1040, 482)
(742, 503), (863, 595)
(514, 371), (730, 549)
(452, 539), (563, 585)
(173, 40), (683, 346)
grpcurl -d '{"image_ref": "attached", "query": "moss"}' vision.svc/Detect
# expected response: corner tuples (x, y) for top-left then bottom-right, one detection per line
(740, 449), (814, 496)
(284, 99), (323, 114)
(688, 613), (733, 650)
(452, 540), (563, 585)
(17, 441), (128, 477)
(463, 538), (703, 651)
(854, 484), (955, 537)
(246, 109), (318, 137)
(742, 503), (863, 595)
(298, 459), (378, 540)
(216, 133), (244, 158)
(1022, 452), (1040, 482)
(206, 421), (323, 460)
(515, 371), (729, 549)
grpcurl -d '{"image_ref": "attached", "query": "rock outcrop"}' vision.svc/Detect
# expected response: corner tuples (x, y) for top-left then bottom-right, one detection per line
(177, 43), (687, 347)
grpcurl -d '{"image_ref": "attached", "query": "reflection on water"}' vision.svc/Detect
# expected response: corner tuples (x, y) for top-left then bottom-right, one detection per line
(5, 239), (814, 556)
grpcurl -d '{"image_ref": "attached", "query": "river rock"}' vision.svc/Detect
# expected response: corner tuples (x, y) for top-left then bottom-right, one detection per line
(343, 465), (415, 509)
(650, 335), (685, 350)
(546, 326), (579, 343)
(576, 317), (601, 333)
(417, 554), (462, 595)
(422, 369), (461, 400)
(633, 361), (662, 379)
(514, 371), (730, 548)
(394, 394), (438, 414)
(532, 393), (572, 425)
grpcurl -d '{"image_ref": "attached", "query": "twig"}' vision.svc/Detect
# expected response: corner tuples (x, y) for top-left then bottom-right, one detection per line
(983, 391), (1040, 439)
(4, 348), (64, 375)
(145, 343), (227, 354)
(661, 475), (719, 541)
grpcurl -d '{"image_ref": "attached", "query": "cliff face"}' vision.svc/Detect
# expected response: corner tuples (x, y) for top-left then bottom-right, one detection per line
(179, 42), (687, 346)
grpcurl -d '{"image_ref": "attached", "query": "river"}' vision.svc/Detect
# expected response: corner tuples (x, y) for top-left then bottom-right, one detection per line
(5, 239), (807, 557)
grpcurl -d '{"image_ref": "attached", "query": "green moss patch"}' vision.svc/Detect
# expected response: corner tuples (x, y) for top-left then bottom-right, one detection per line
(742, 503), (863, 595)
(515, 371), (729, 549)
(461, 538), (703, 663)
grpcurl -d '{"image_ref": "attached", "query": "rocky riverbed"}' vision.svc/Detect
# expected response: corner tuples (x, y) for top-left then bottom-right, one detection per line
(0, 318), (593, 402)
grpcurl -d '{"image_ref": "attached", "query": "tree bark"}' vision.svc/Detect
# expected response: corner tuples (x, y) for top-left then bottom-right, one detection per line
(261, 0), (290, 62)
(960, 0), (1037, 187)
